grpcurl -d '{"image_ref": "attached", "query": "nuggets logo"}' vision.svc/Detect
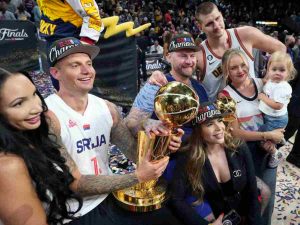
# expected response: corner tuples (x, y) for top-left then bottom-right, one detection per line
(212, 63), (223, 78)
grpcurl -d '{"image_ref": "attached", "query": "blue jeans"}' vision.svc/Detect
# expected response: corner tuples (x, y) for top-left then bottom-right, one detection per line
(260, 113), (288, 132)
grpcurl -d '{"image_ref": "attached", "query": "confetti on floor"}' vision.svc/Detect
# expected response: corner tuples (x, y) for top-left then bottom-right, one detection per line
(109, 145), (136, 174)
(272, 143), (300, 225)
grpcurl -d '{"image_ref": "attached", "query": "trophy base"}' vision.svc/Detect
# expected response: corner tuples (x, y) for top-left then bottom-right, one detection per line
(113, 180), (168, 212)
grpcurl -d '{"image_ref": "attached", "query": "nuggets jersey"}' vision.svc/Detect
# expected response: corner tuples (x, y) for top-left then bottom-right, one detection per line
(200, 28), (255, 101)
(45, 93), (113, 217)
(38, 0), (102, 42)
(223, 78), (264, 132)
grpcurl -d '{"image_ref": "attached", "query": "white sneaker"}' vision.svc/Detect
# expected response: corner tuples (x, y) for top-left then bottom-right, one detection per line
(268, 151), (283, 168)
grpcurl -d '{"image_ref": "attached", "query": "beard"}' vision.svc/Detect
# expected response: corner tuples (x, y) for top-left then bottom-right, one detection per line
(175, 66), (196, 78)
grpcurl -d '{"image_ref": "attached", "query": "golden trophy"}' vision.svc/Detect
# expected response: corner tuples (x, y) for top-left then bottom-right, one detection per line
(216, 96), (237, 122)
(113, 81), (199, 212)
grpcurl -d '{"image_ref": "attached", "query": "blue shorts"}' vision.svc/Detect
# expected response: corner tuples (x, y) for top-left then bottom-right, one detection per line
(260, 113), (288, 132)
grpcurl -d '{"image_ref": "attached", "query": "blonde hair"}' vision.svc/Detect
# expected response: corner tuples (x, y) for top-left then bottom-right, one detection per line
(267, 51), (297, 81)
(222, 48), (249, 84)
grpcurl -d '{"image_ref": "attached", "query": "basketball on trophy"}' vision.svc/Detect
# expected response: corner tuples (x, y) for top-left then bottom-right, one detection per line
(154, 81), (200, 127)
(216, 96), (237, 122)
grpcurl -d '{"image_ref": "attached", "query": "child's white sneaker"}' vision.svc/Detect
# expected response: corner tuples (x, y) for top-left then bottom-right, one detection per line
(268, 151), (283, 168)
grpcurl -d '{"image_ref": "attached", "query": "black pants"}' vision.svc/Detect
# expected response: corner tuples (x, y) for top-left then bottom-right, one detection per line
(67, 194), (184, 225)
(284, 115), (300, 167)
(284, 115), (300, 141)
(286, 126), (300, 167)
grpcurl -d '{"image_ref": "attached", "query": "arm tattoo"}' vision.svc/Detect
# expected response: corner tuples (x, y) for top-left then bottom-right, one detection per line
(50, 131), (139, 196)
(77, 173), (139, 196)
(58, 144), (77, 173)
(47, 105), (140, 197)
(124, 107), (152, 137)
(110, 118), (138, 162)
(108, 104), (146, 162)
(47, 132), (77, 173)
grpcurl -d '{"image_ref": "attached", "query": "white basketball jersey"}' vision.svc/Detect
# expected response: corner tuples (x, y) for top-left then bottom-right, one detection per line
(200, 28), (255, 101)
(223, 78), (264, 131)
(45, 94), (113, 218)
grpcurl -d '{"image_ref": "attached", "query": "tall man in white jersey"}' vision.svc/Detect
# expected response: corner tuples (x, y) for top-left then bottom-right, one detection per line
(45, 37), (184, 225)
(150, 2), (286, 101)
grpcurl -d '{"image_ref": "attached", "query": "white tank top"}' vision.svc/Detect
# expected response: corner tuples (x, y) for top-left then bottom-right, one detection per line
(45, 94), (113, 218)
(223, 78), (264, 131)
(200, 28), (255, 101)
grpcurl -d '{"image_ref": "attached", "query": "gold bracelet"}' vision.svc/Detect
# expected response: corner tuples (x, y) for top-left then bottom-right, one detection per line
(262, 132), (267, 141)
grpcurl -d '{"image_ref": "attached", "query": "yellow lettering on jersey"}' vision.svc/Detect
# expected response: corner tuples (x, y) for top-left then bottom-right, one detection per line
(80, 0), (101, 31)
(40, 20), (57, 35)
(212, 64), (223, 78)
(89, 17), (101, 31)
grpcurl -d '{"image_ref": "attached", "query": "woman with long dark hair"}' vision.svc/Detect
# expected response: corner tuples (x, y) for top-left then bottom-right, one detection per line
(170, 102), (261, 225)
(0, 68), (82, 225)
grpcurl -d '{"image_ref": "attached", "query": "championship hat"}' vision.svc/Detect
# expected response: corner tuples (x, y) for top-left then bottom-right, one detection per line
(48, 37), (100, 66)
(168, 33), (200, 52)
(193, 102), (225, 125)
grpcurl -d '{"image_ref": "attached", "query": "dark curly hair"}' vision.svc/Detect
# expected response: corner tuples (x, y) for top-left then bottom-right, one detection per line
(0, 68), (82, 224)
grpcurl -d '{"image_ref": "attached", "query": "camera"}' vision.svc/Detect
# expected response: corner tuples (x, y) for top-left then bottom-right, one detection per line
(222, 209), (241, 225)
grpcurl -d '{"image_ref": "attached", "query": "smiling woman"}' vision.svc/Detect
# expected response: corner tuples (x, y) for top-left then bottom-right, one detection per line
(0, 68), (82, 225)
(170, 102), (262, 225)
(0, 74), (43, 130)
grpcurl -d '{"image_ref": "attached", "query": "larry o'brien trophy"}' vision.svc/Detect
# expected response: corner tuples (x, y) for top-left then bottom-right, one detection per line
(113, 81), (199, 212)
(216, 96), (237, 122)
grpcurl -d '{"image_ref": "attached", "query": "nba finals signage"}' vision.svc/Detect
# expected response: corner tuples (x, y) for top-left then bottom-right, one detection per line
(0, 21), (39, 72)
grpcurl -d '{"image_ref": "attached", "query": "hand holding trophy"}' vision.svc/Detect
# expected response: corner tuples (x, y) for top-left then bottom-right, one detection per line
(113, 81), (199, 212)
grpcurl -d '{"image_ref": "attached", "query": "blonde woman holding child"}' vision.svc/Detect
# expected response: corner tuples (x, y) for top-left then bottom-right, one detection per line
(258, 51), (297, 168)
(219, 48), (284, 225)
